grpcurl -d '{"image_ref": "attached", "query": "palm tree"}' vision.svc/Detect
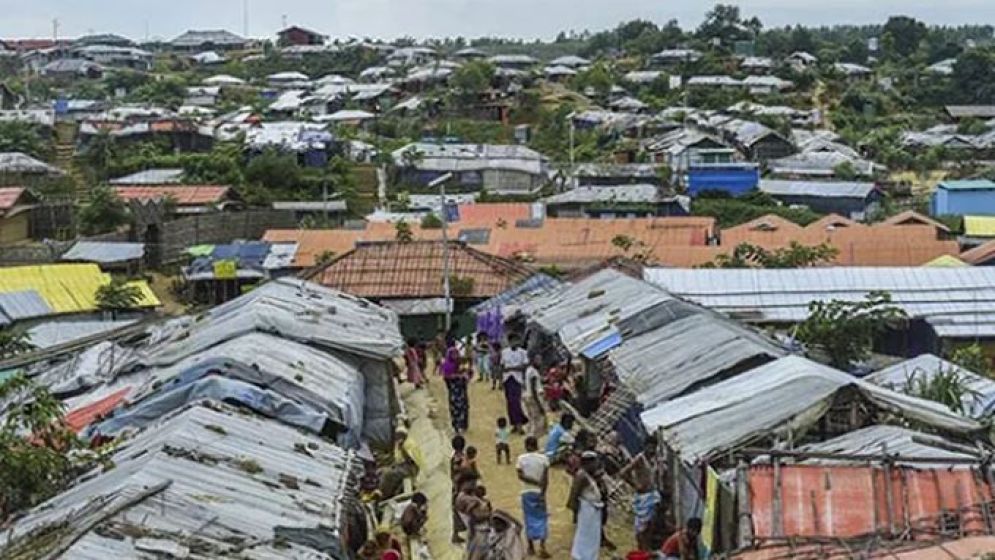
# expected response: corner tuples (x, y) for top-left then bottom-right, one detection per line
(95, 278), (143, 318)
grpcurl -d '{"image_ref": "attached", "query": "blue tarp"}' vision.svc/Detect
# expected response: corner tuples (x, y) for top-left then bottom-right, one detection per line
(688, 165), (760, 197)
(87, 375), (330, 438)
(581, 331), (623, 359)
(471, 274), (564, 314)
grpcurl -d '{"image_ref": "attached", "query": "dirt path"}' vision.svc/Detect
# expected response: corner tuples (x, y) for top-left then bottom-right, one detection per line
(419, 373), (636, 559)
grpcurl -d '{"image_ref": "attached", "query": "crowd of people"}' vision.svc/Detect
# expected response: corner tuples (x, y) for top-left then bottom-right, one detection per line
(392, 327), (706, 560)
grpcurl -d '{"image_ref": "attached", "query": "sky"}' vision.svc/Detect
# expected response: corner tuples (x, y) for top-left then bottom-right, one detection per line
(1, 0), (994, 42)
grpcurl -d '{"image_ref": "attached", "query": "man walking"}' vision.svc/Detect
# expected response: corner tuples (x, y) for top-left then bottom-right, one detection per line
(524, 355), (547, 438)
(516, 436), (550, 558)
(619, 435), (663, 550)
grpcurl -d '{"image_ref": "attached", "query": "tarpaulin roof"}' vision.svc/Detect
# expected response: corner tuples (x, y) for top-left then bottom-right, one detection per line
(26, 319), (136, 349)
(87, 332), (368, 446)
(640, 355), (982, 464)
(788, 425), (980, 468)
(470, 273), (565, 314)
(866, 354), (995, 418)
(610, 312), (786, 408)
(0, 404), (359, 560)
(145, 278), (404, 362)
(519, 269), (676, 354)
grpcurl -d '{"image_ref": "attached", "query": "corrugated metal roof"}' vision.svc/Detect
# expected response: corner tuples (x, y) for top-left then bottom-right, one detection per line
(640, 355), (981, 463)
(644, 267), (995, 338)
(759, 179), (877, 199)
(26, 319), (136, 348)
(145, 277), (404, 362)
(471, 273), (565, 314)
(544, 184), (671, 205)
(790, 425), (979, 467)
(0, 152), (64, 175)
(61, 241), (145, 263)
(0, 289), (52, 325)
(170, 29), (246, 47)
(520, 269), (675, 354)
(866, 354), (995, 418)
(938, 179), (995, 191)
(108, 168), (184, 184)
(610, 312), (786, 408)
(964, 215), (995, 237)
(262, 242), (299, 270)
(0, 187), (27, 211)
(393, 142), (546, 175)
(0, 403), (359, 559)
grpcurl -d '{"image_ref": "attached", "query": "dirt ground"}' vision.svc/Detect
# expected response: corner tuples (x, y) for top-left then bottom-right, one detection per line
(416, 371), (636, 559)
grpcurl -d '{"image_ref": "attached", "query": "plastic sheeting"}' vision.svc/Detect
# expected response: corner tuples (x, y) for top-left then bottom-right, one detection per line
(1, 404), (359, 559)
(89, 376), (329, 436)
(641, 355), (982, 464)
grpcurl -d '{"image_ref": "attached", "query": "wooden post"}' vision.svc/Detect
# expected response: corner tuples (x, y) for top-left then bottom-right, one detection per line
(881, 443), (896, 537)
(772, 454), (783, 538)
(736, 458), (753, 548)
(672, 450), (683, 528)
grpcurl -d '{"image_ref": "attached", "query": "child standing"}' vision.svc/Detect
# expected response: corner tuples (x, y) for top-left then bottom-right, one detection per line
(495, 417), (511, 464)
(462, 446), (481, 478)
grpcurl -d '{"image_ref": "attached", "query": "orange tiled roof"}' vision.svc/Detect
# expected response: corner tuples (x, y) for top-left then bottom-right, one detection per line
(113, 185), (232, 206)
(266, 216), (716, 268)
(266, 214), (956, 270)
(314, 240), (533, 299)
(882, 210), (951, 233)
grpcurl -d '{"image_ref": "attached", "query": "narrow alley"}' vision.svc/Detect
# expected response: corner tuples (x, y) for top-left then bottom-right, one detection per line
(402, 369), (636, 560)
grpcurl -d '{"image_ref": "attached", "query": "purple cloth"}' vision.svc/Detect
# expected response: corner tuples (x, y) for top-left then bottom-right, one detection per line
(504, 376), (527, 427)
(441, 346), (460, 378)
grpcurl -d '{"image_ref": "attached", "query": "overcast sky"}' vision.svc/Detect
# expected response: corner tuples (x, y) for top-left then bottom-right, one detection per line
(2, 0), (994, 42)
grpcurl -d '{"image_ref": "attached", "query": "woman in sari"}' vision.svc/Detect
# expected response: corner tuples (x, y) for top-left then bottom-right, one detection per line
(500, 336), (529, 433)
(442, 339), (470, 433)
(404, 338), (425, 388)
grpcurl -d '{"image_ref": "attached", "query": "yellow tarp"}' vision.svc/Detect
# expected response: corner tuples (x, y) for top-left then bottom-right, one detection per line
(923, 255), (967, 267)
(0, 263), (160, 313)
(964, 216), (995, 237)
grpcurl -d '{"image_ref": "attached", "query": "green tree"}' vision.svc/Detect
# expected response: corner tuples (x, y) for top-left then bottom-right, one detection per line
(421, 213), (443, 229)
(882, 16), (927, 59)
(0, 121), (52, 160)
(952, 48), (995, 104)
(395, 221), (415, 243)
(796, 291), (908, 370)
(95, 278), (143, 317)
(79, 131), (119, 182)
(244, 149), (303, 194)
(0, 374), (81, 522)
(701, 242), (838, 269)
(697, 4), (749, 45)
(904, 366), (980, 415)
(833, 161), (859, 181)
(450, 60), (495, 105)
(77, 184), (129, 235)
(948, 344), (992, 378)
(0, 328), (33, 359)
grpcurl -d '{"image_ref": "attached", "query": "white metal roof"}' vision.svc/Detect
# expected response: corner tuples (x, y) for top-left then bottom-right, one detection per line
(640, 355), (981, 463)
(644, 267), (995, 338)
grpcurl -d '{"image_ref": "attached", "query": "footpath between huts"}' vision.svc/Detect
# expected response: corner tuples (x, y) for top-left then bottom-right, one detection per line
(400, 374), (635, 559)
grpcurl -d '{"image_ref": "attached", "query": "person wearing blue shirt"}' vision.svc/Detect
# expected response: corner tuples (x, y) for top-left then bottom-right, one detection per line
(544, 412), (576, 460)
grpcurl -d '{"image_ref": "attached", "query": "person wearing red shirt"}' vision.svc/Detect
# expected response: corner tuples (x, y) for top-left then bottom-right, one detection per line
(660, 517), (702, 560)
